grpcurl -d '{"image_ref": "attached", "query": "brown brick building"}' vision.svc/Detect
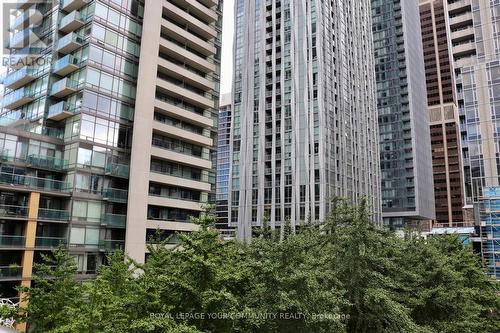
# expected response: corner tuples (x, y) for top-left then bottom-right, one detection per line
(419, 0), (466, 225)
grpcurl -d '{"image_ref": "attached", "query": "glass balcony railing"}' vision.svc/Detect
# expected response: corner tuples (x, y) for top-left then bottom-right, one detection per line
(52, 54), (81, 75)
(0, 235), (25, 247)
(3, 67), (36, 89)
(11, 8), (40, 30)
(0, 152), (24, 164)
(26, 154), (68, 171)
(152, 138), (210, 160)
(61, 0), (89, 12)
(56, 33), (84, 54)
(38, 208), (70, 221)
(20, 125), (65, 139)
(105, 163), (130, 178)
(10, 28), (35, 48)
(47, 101), (80, 120)
(59, 10), (84, 32)
(99, 239), (125, 251)
(0, 266), (22, 279)
(50, 77), (82, 97)
(2, 87), (35, 109)
(35, 237), (67, 248)
(9, 46), (44, 68)
(101, 188), (128, 203)
(153, 113), (206, 136)
(101, 213), (126, 228)
(150, 166), (210, 183)
(0, 172), (70, 192)
(0, 115), (18, 127)
(0, 204), (28, 218)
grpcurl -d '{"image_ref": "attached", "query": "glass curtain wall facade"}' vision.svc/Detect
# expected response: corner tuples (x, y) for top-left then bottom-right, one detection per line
(230, 0), (381, 239)
(372, 0), (436, 229)
(215, 93), (234, 239)
(447, 0), (500, 202)
(0, 0), (143, 300)
(445, 0), (500, 278)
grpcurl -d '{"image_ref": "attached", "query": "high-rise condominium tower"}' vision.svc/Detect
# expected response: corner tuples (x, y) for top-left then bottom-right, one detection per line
(372, 0), (435, 229)
(229, 0), (381, 239)
(215, 93), (234, 239)
(419, 0), (466, 226)
(0, 0), (221, 301)
(445, 0), (500, 202)
(445, 0), (500, 278)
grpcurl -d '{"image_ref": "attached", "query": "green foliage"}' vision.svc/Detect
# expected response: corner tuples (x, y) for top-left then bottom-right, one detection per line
(16, 201), (499, 333)
(17, 246), (84, 332)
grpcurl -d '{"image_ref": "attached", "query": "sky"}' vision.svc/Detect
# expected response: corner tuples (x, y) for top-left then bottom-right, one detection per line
(220, 0), (235, 95)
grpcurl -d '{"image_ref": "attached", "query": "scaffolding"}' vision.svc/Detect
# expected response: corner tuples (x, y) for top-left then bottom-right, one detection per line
(478, 187), (500, 279)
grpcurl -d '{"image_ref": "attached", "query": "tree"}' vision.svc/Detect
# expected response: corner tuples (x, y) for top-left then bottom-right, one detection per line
(17, 247), (84, 333)
(239, 225), (346, 333)
(398, 234), (500, 333)
(15, 201), (499, 333)
(324, 198), (428, 333)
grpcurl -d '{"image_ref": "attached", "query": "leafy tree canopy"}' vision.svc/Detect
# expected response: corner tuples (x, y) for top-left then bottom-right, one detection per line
(10, 201), (499, 333)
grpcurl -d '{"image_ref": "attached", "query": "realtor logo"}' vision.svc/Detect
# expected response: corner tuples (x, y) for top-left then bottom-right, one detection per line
(2, 0), (51, 65)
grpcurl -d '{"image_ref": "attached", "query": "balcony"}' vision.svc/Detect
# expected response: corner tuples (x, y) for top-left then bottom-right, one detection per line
(156, 76), (214, 109)
(448, 0), (471, 14)
(160, 19), (215, 56)
(452, 42), (476, 57)
(9, 28), (37, 49)
(9, 45), (43, 69)
(3, 67), (36, 90)
(56, 33), (84, 54)
(0, 266), (22, 280)
(0, 172), (70, 193)
(0, 204), (28, 219)
(35, 237), (67, 248)
(50, 77), (81, 98)
(0, 235), (25, 247)
(10, 8), (42, 30)
(47, 101), (80, 120)
(26, 126), (65, 140)
(53, 54), (80, 76)
(2, 87), (34, 109)
(159, 38), (215, 73)
(150, 146), (211, 170)
(99, 239), (125, 251)
(105, 163), (130, 178)
(102, 188), (128, 203)
(168, 0), (217, 23)
(163, 2), (216, 40)
(26, 154), (68, 171)
(157, 57), (215, 91)
(451, 26), (474, 42)
(59, 10), (84, 33)
(152, 119), (212, 147)
(60, 0), (89, 12)
(154, 98), (213, 128)
(38, 208), (70, 221)
(149, 171), (211, 192)
(449, 12), (473, 29)
(101, 213), (126, 228)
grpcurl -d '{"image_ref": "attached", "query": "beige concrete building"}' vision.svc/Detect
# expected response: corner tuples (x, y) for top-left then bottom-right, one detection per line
(125, 0), (221, 263)
(445, 0), (500, 202)
(0, 0), (222, 310)
(444, 0), (500, 278)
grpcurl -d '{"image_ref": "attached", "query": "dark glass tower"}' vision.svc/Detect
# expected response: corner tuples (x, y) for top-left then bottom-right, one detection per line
(372, 0), (436, 229)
